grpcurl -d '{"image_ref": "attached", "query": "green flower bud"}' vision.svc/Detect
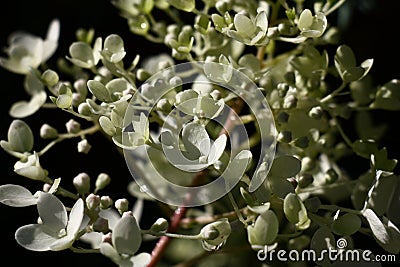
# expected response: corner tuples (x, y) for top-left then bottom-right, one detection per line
(301, 156), (315, 172)
(294, 136), (309, 148)
(156, 98), (172, 112)
(43, 183), (51, 192)
(200, 218), (231, 251)
(40, 123), (58, 139)
(277, 111), (289, 124)
(215, 0), (232, 14)
(42, 69), (59, 86)
(100, 196), (113, 209)
(309, 106), (324, 119)
(277, 130), (292, 143)
(150, 218), (169, 233)
(136, 69), (151, 81)
(283, 94), (297, 109)
(86, 193), (100, 210)
(66, 119), (81, 134)
(298, 173), (314, 188)
(77, 139), (91, 154)
(78, 102), (92, 116)
(73, 172), (91, 195)
(95, 173), (111, 192)
(277, 83), (289, 98)
(115, 198), (129, 214)
(325, 168), (338, 184)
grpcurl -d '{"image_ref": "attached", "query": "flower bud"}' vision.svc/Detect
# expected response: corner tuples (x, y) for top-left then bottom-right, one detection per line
(100, 196), (113, 209)
(283, 94), (297, 109)
(93, 217), (109, 234)
(156, 98), (172, 112)
(78, 139), (91, 154)
(136, 68), (150, 81)
(115, 198), (129, 214)
(325, 168), (338, 184)
(150, 218), (169, 233)
(200, 218), (231, 251)
(277, 130), (292, 143)
(40, 124), (58, 139)
(43, 183), (51, 192)
(294, 136), (309, 148)
(298, 173), (314, 188)
(42, 69), (59, 87)
(86, 193), (100, 210)
(309, 106), (324, 119)
(78, 103), (92, 117)
(66, 119), (81, 134)
(95, 173), (111, 193)
(73, 172), (91, 195)
(276, 111), (289, 124)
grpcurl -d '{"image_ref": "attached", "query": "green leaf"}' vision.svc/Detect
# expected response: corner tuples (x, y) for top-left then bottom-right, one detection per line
(99, 116), (117, 136)
(362, 209), (390, 246)
(310, 226), (335, 266)
(367, 173), (398, 216)
(113, 215), (142, 255)
(283, 193), (310, 230)
(87, 80), (112, 102)
(247, 210), (279, 246)
(352, 139), (378, 159)
(370, 79), (400, 111)
(332, 213), (362, 236)
(167, 0), (195, 12)
(0, 184), (37, 207)
(7, 119), (34, 153)
(371, 148), (398, 171)
(103, 34), (126, 63)
(269, 155), (301, 178)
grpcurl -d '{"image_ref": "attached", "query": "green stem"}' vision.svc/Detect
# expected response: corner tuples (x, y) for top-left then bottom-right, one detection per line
(70, 247), (100, 254)
(320, 82), (348, 103)
(227, 192), (248, 226)
(38, 124), (100, 156)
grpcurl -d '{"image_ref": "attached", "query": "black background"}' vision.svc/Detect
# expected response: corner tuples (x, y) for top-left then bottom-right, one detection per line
(0, 0), (399, 266)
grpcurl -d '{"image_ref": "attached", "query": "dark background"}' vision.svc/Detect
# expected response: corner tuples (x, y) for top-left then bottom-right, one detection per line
(0, 0), (399, 266)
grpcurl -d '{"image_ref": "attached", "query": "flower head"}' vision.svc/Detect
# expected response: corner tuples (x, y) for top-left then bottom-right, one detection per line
(0, 19), (59, 74)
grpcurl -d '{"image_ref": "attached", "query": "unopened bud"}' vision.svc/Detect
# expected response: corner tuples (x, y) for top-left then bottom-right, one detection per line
(93, 217), (109, 234)
(40, 124), (58, 139)
(150, 218), (169, 233)
(66, 119), (81, 134)
(78, 139), (91, 154)
(42, 69), (59, 87)
(95, 173), (111, 193)
(73, 172), (91, 195)
(86, 193), (100, 210)
(115, 198), (129, 214)
(100, 196), (113, 209)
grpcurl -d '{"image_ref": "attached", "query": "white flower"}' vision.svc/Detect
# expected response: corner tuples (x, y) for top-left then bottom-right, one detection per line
(0, 19), (60, 74)
(15, 192), (86, 251)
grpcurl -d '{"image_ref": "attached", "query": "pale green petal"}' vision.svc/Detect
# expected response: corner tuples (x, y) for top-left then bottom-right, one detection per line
(15, 224), (57, 251)
(37, 192), (67, 233)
